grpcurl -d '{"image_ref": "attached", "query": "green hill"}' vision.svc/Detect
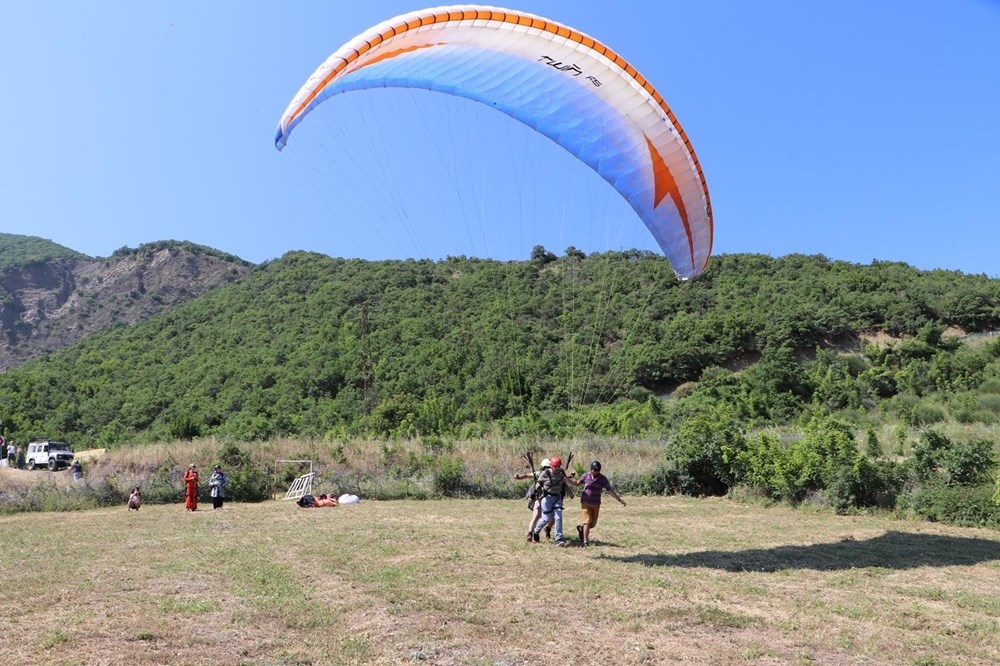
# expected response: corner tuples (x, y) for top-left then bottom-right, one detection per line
(1, 249), (998, 449)
(0, 232), (89, 273)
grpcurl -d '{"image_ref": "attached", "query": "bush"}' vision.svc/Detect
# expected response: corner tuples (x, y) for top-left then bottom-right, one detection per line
(911, 402), (946, 426)
(433, 456), (466, 497)
(227, 465), (270, 503)
(939, 439), (996, 485)
(911, 430), (952, 481)
(976, 393), (1000, 415)
(217, 442), (270, 502)
(143, 464), (185, 505)
(823, 456), (906, 514)
(623, 464), (676, 496)
(786, 416), (859, 495)
(725, 432), (789, 499)
(912, 430), (996, 485)
(665, 405), (745, 496)
(902, 482), (1000, 528)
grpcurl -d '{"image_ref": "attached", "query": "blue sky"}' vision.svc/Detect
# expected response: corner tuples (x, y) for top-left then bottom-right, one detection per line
(2, 1), (998, 276)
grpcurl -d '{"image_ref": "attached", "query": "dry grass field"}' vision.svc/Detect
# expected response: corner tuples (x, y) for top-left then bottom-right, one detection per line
(1, 494), (999, 666)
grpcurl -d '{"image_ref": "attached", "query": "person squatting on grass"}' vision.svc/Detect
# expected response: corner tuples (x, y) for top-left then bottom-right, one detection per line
(568, 460), (626, 547)
(184, 463), (199, 511)
(128, 487), (142, 511)
(515, 457), (554, 542)
(530, 456), (573, 546)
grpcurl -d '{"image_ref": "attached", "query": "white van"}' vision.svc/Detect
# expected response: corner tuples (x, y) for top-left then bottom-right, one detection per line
(25, 441), (75, 471)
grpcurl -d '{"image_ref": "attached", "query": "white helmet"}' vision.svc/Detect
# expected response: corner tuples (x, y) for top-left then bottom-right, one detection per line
(540, 458), (551, 469)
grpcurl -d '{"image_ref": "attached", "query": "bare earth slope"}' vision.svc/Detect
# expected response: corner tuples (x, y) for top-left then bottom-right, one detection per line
(0, 246), (251, 370)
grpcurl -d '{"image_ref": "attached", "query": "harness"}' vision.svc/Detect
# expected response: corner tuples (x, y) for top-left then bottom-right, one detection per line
(536, 468), (566, 497)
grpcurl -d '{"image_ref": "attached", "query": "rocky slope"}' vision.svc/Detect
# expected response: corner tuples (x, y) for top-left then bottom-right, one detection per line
(0, 243), (252, 370)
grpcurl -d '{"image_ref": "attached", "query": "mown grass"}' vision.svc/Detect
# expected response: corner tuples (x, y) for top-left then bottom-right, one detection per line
(1, 495), (999, 665)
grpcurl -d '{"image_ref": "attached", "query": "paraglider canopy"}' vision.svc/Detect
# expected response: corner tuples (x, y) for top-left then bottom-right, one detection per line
(275, 4), (713, 279)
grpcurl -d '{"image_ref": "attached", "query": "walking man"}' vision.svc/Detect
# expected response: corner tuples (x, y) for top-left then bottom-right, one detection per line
(530, 456), (570, 546)
(570, 460), (626, 547)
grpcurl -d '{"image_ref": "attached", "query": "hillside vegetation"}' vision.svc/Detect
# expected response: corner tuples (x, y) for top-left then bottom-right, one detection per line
(2, 249), (998, 443)
(0, 232), (90, 274)
(1, 248), (999, 521)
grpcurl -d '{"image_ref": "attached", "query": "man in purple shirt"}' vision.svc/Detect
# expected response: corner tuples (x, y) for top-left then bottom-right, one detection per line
(569, 460), (626, 547)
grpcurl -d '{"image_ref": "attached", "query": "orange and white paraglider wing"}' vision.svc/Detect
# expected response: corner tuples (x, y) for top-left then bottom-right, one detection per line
(275, 5), (713, 279)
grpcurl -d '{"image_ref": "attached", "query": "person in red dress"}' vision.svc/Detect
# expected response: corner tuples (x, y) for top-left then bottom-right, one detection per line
(184, 463), (200, 511)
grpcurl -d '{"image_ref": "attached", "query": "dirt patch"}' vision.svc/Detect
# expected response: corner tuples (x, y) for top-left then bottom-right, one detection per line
(74, 448), (107, 462)
(860, 330), (901, 347)
(0, 466), (74, 490)
(942, 325), (967, 338)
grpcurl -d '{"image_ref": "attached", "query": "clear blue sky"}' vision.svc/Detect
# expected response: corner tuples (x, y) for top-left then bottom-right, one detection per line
(2, 1), (998, 276)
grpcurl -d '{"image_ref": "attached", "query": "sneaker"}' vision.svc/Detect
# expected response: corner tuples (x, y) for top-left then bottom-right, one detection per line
(526, 531), (533, 542)
(582, 541), (589, 548)
(555, 540), (566, 547)
(532, 531), (540, 543)
(544, 525), (552, 540)
(576, 525), (584, 542)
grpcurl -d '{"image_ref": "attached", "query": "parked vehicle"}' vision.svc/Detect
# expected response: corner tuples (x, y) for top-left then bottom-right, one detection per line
(25, 441), (75, 471)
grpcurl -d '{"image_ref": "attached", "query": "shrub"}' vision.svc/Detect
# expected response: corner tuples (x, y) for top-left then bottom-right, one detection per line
(787, 416), (859, 494)
(665, 405), (745, 496)
(902, 482), (1000, 528)
(912, 430), (952, 482)
(824, 456), (906, 514)
(911, 401), (946, 426)
(976, 393), (1000, 415)
(433, 456), (466, 497)
(227, 465), (270, 502)
(143, 464), (184, 505)
(168, 414), (201, 441)
(216, 442), (270, 502)
(939, 439), (996, 485)
(725, 432), (789, 499)
(624, 464), (676, 496)
(912, 430), (996, 486)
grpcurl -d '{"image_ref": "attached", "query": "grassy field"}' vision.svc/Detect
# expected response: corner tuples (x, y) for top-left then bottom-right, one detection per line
(1, 495), (999, 666)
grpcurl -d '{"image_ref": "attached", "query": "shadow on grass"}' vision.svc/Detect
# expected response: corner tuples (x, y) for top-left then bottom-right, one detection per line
(604, 531), (1000, 572)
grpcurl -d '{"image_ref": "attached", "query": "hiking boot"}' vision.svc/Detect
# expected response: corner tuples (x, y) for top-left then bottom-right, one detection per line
(532, 531), (540, 543)
(544, 525), (552, 540)
(576, 524), (584, 542)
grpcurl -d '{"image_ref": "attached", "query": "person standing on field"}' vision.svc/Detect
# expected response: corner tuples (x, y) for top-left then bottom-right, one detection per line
(569, 460), (625, 547)
(184, 463), (200, 511)
(209, 465), (228, 509)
